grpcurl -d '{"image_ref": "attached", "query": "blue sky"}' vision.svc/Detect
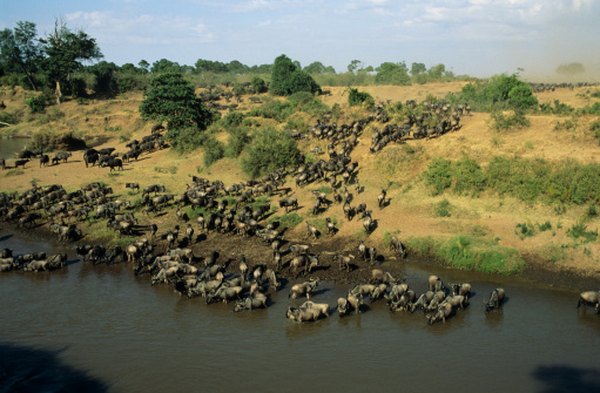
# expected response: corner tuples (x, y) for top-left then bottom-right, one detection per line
(2, 0), (599, 78)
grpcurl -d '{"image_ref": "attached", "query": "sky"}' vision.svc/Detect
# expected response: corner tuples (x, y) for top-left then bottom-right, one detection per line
(2, 0), (599, 79)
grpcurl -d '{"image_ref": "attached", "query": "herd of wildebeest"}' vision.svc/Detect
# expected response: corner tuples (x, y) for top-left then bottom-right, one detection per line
(1, 97), (599, 323)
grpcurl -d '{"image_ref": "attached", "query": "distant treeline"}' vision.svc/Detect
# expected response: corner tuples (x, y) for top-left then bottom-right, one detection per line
(0, 19), (465, 100)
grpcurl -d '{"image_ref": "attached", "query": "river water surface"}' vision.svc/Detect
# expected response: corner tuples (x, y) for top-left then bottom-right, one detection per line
(1, 231), (599, 393)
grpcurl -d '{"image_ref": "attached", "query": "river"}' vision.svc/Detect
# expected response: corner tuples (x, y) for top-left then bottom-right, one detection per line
(1, 231), (599, 393)
(0, 137), (29, 159)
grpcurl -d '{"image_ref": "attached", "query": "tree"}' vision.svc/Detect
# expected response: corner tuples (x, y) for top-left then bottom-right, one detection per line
(151, 58), (181, 74)
(251, 76), (268, 93)
(89, 61), (118, 97)
(347, 59), (363, 74)
(138, 59), (150, 73)
(270, 54), (320, 96)
(375, 62), (410, 85)
(140, 72), (214, 132)
(410, 62), (426, 76)
(242, 127), (301, 178)
(428, 64), (447, 80)
(41, 20), (102, 103)
(304, 61), (335, 74)
(0, 21), (44, 90)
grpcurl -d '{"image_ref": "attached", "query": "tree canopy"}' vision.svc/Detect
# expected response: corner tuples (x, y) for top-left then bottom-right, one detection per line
(375, 62), (410, 85)
(41, 21), (102, 103)
(140, 72), (213, 131)
(270, 54), (321, 96)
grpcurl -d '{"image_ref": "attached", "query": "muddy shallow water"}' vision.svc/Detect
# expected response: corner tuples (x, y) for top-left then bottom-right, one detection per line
(1, 231), (599, 393)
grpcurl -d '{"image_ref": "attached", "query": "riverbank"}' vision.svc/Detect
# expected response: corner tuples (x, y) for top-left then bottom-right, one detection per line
(5, 220), (598, 293)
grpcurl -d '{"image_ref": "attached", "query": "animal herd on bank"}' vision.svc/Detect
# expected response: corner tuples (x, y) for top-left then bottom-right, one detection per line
(1, 98), (599, 324)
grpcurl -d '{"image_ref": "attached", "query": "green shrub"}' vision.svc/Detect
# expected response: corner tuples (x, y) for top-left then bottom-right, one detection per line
(166, 126), (207, 152)
(25, 94), (48, 113)
(248, 99), (294, 122)
(0, 111), (20, 125)
(225, 127), (250, 157)
(554, 118), (578, 131)
(348, 87), (374, 107)
(587, 205), (598, 219)
(538, 221), (552, 232)
(451, 74), (537, 112)
(242, 127), (301, 178)
(203, 136), (225, 166)
(539, 100), (575, 115)
(288, 91), (328, 117)
(491, 110), (530, 131)
(270, 54), (321, 96)
(435, 199), (452, 217)
(423, 158), (452, 195)
(567, 222), (598, 243)
(453, 157), (486, 195)
(515, 222), (535, 239)
(220, 111), (245, 128)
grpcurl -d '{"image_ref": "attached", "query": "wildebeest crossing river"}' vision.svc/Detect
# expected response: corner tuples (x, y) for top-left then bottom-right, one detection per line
(1, 231), (599, 393)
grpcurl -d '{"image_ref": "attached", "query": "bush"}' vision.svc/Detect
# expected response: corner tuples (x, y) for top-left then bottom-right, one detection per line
(348, 87), (374, 107)
(491, 110), (530, 131)
(225, 127), (250, 157)
(248, 99), (294, 122)
(453, 157), (486, 195)
(423, 158), (453, 195)
(242, 127), (301, 178)
(250, 77), (268, 94)
(435, 199), (452, 217)
(25, 94), (48, 113)
(220, 111), (245, 128)
(270, 54), (321, 96)
(451, 74), (537, 112)
(166, 126), (207, 152)
(203, 136), (225, 166)
(288, 91), (328, 117)
(567, 222), (598, 243)
(515, 222), (535, 239)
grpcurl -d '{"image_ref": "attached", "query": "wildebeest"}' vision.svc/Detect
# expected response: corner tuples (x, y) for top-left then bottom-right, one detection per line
(126, 183), (140, 192)
(14, 159), (29, 169)
(54, 151), (72, 163)
(39, 154), (49, 167)
(83, 149), (99, 167)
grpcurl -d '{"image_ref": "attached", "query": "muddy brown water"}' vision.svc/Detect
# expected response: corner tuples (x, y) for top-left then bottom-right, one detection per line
(1, 231), (599, 393)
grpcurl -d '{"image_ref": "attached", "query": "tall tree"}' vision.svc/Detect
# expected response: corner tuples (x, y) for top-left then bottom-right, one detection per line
(0, 21), (43, 90)
(41, 20), (102, 103)
(140, 72), (213, 130)
(270, 54), (320, 96)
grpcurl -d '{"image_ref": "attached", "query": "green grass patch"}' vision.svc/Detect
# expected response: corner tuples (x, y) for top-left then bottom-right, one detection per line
(407, 235), (525, 274)
(270, 212), (303, 229)
(423, 156), (600, 206)
(566, 222), (598, 243)
(538, 221), (552, 232)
